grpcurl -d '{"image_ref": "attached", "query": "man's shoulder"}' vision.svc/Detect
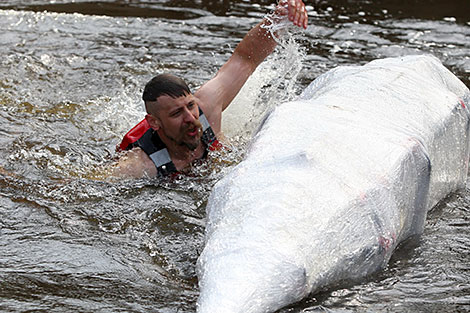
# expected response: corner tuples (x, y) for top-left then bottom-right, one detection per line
(118, 118), (151, 152)
(194, 88), (223, 135)
(114, 147), (158, 178)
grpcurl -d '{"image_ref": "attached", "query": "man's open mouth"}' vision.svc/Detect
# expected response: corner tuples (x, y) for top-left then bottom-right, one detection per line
(187, 127), (200, 137)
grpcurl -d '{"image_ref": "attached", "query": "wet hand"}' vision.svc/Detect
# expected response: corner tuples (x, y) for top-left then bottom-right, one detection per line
(276, 0), (308, 29)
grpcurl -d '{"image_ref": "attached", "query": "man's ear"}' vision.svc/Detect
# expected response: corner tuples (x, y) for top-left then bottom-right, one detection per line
(145, 114), (161, 131)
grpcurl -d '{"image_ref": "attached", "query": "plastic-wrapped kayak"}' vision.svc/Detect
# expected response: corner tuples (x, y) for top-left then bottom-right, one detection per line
(196, 55), (470, 313)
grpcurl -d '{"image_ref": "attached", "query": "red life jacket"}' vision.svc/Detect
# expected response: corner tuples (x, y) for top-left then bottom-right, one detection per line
(118, 108), (221, 177)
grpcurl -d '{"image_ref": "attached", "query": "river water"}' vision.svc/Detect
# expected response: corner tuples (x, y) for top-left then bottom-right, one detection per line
(0, 1), (469, 312)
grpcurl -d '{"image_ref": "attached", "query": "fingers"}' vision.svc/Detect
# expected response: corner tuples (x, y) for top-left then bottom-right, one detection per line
(272, 0), (308, 29)
(274, 0), (289, 17)
(287, 0), (308, 29)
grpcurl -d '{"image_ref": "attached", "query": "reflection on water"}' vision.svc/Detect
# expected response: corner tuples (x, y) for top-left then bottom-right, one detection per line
(0, 0), (469, 312)
(1, 0), (469, 22)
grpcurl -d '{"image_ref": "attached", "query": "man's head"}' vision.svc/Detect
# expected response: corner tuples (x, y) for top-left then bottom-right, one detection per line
(143, 73), (203, 151)
(142, 73), (191, 115)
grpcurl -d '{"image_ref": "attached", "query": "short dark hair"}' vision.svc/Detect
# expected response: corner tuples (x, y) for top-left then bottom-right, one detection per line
(142, 73), (190, 103)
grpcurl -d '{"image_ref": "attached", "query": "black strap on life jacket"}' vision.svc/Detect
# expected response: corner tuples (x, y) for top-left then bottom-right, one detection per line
(119, 107), (219, 177)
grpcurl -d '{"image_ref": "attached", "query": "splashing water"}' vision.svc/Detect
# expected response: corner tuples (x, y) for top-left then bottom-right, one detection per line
(222, 10), (307, 141)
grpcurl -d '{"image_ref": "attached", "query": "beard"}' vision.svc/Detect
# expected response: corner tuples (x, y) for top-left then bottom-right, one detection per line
(163, 119), (203, 151)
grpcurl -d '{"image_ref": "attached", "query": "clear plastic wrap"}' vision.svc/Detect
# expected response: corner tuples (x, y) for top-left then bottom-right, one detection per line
(196, 55), (470, 313)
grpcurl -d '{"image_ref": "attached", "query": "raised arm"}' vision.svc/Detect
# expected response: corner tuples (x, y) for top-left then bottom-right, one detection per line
(195, 0), (308, 128)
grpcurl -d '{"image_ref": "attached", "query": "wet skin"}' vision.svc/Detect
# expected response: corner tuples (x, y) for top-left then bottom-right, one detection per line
(146, 93), (205, 155)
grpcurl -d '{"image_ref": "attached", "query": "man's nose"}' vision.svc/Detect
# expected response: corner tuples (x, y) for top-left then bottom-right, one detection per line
(183, 108), (197, 123)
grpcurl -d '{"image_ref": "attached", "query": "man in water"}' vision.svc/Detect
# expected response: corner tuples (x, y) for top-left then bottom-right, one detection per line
(114, 0), (308, 178)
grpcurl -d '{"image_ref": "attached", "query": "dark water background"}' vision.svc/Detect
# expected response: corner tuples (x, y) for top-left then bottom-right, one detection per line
(0, 1), (469, 312)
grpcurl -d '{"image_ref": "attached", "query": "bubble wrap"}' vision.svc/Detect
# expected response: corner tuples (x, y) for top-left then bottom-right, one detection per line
(196, 55), (470, 313)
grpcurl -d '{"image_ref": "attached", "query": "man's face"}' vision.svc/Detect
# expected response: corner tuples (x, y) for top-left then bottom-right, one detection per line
(148, 93), (203, 150)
